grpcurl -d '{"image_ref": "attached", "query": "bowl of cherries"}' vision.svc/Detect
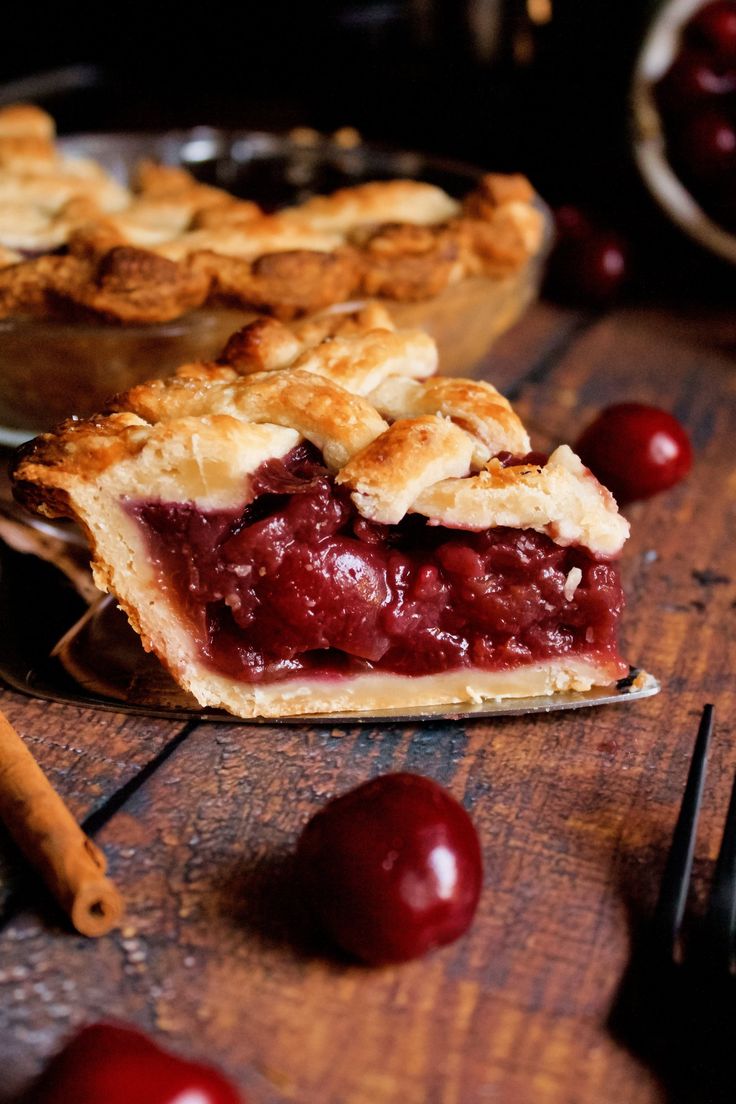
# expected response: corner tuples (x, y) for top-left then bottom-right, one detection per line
(632, 0), (736, 264)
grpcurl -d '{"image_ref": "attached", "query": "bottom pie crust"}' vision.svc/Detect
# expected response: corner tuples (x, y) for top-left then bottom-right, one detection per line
(173, 657), (625, 719)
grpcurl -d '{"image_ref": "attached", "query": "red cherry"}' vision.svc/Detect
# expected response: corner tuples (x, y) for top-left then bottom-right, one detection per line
(574, 403), (693, 505)
(28, 1023), (242, 1104)
(686, 1), (736, 61)
(296, 773), (483, 965)
(676, 109), (736, 181)
(547, 226), (630, 306)
(554, 205), (595, 242)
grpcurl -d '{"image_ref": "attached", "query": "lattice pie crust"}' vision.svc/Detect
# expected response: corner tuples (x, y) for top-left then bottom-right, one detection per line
(14, 305), (630, 718)
(0, 105), (545, 324)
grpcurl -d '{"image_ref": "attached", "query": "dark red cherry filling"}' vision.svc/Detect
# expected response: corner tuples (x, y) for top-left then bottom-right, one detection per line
(546, 209), (630, 307)
(127, 446), (625, 683)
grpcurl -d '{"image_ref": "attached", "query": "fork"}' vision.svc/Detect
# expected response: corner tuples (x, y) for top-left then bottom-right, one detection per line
(652, 703), (736, 972)
(610, 704), (736, 1104)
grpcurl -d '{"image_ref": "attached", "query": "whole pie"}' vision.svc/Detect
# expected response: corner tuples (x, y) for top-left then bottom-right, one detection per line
(13, 307), (630, 718)
(0, 104), (545, 325)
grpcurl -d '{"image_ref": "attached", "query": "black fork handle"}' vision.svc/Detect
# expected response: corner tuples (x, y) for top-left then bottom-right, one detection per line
(704, 762), (736, 972)
(652, 704), (715, 958)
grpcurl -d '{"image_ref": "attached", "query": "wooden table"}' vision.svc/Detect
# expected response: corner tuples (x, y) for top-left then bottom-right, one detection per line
(1, 300), (735, 1104)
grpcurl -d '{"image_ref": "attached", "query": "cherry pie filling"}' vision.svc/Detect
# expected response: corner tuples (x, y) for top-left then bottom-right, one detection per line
(126, 445), (625, 684)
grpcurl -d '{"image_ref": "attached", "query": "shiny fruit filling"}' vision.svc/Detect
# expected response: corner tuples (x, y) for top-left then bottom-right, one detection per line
(127, 446), (625, 683)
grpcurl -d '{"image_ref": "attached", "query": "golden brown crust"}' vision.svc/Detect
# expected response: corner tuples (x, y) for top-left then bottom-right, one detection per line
(0, 247), (213, 324)
(0, 134), (56, 169)
(66, 213), (130, 261)
(206, 248), (361, 319)
(0, 108), (545, 324)
(367, 375), (530, 465)
(12, 412), (150, 518)
(70, 247), (212, 324)
(451, 205), (546, 276)
(14, 314), (629, 556)
(216, 304), (398, 374)
(287, 179), (461, 230)
(336, 415), (474, 524)
(0, 254), (92, 318)
(462, 172), (535, 218)
(134, 160), (258, 220)
(218, 316), (303, 372)
(0, 104), (55, 140)
(286, 302), (396, 349)
(414, 447), (628, 556)
(0, 244), (21, 268)
(289, 329), (437, 393)
(111, 367), (388, 471)
(358, 224), (461, 300)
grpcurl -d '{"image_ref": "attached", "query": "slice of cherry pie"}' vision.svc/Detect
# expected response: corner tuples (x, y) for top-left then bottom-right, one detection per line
(13, 308), (629, 718)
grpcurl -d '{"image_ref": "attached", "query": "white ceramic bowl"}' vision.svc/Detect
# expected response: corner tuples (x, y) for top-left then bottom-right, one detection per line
(631, 0), (736, 265)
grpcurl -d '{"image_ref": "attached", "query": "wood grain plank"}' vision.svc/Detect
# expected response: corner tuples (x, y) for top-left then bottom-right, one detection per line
(475, 301), (589, 393)
(0, 687), (189, 914)
(613, 303), (736, 355)
(0, 717), (665, 1104)
(2, 306), (736, 1103)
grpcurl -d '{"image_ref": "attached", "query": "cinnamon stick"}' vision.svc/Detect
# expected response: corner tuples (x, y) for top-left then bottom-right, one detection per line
(0, 709), (123, 936)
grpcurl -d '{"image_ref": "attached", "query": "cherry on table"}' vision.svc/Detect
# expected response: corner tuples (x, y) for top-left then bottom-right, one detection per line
(574, 403), (693, 505)
(28, 1022), (242, 1104)
(296, 772), (483, 965)
(547, 213), (630, 307)
(554, 205), (595, 242)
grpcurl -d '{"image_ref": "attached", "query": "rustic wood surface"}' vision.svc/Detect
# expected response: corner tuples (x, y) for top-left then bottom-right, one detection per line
(1, 300), (735, 1104)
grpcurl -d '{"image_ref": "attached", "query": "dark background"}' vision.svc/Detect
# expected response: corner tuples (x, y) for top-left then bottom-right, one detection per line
(1, 2), (646, 197)
(2, 1), (734, 300)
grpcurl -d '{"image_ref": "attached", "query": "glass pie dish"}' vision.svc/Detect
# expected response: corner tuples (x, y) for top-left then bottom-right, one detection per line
(0, 127), (552, 446)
